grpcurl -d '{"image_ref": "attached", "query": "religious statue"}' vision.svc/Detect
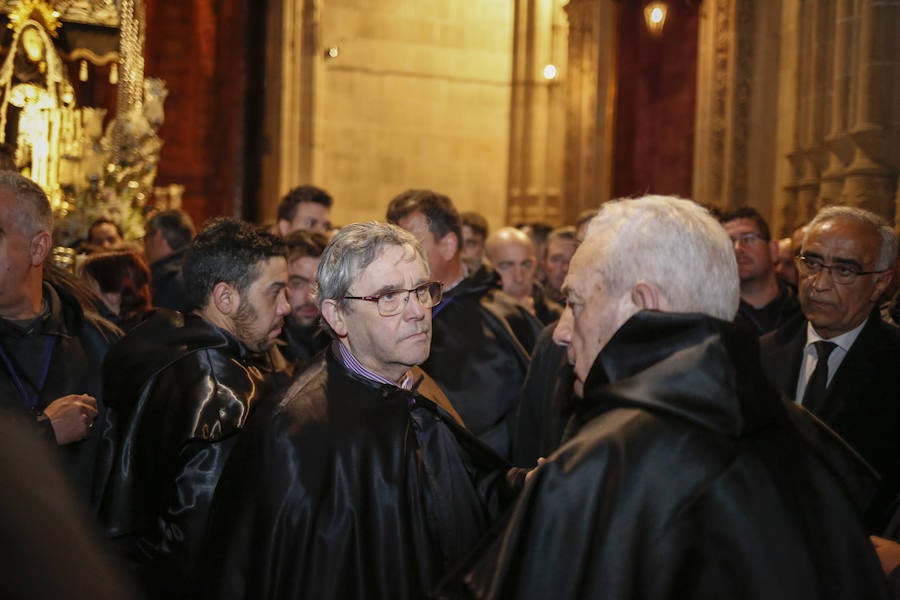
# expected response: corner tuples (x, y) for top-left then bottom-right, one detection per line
(0, 18), (75, 190)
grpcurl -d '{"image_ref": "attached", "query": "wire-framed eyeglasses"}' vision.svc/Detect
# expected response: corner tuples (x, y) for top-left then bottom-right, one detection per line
(344, 281), (443, 316)
(795, 255), (888, 285)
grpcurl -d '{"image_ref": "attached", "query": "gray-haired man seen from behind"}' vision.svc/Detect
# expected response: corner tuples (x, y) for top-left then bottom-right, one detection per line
(443, 196), (890, 600)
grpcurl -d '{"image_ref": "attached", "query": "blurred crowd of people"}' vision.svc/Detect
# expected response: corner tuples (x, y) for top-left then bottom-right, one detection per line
(2, 169), (900, 599)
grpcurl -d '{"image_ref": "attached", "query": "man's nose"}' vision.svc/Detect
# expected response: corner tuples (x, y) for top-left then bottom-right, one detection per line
(553, 309), (572, 346)
(277, 291), (292, 316)
(810, 267), (835, 290)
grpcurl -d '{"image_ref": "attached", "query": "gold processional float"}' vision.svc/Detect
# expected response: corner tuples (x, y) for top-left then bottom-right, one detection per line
(0, 0), (178, 268)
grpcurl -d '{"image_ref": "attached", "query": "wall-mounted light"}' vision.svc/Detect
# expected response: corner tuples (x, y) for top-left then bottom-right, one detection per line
(643, 2), (668, 36)
(543, 64), (558, 80)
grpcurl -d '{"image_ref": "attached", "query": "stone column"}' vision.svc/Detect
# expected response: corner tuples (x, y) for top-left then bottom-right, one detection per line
(693, 0), (758, 211)
(796, 0), (833, 220)
(259, 0), (318, 219)
(561, 0), (617, 224)
(506, 0), (568, 227)
(842, 0), (899, 221)
(819, 0), (854, 207)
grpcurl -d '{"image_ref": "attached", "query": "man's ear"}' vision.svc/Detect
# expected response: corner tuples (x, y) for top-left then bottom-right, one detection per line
(321, 299), (348, 338)
(276, 219), (290, 237)
(438, 232), (459, 261)
(631, 281), (662, 311)
(212, 282), (239, 316)
(30, 230), (51, 266)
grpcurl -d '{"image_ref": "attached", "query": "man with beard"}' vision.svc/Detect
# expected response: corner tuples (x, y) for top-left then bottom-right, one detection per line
(204, 222), (526, 599)
(443, 196), (889, 600)
(94, 218), (290, 598)
(278, 229), (329, 366)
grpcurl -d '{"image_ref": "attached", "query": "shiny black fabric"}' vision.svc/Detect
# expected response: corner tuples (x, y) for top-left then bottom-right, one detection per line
(511, 322), (574, 467)
(277, 320), (329, 368)
(425, 265), (541, 457)
(204, 347), (525, 599)
(95, 310), (267, 598)
(0, 281), (119, 510)
(444, 311), (890, 600)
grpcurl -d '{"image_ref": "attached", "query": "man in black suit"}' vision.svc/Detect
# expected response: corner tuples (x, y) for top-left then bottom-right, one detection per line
(760, 205), (900, 531)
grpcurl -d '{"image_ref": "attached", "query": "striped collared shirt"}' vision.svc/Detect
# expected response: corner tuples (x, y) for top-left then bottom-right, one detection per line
(335, 341), (414, 391)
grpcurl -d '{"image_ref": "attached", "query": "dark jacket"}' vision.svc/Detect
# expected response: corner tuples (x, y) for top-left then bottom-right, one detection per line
(531, 283), (563, 326)
(510, 322), (574, 467)
(424, 265), (541, 457)
(277, 320), (329, 367)
(95, 310), (270, 598)
(204, 346), (525, 600)
(150, 248), (190, 312)
(0, 281), (119, 510)
(735, 278), (801, 336)
(760, 309), (900, 531)
(445, 312), (889, 600)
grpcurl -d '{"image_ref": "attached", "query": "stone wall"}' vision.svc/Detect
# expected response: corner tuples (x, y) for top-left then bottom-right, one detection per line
(261, 0), (516, 230)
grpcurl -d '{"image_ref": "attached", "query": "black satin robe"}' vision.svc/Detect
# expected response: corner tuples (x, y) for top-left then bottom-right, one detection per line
(203, 346), (524, 599)
(95, 310), (268, 598)
(443, 311), (890, 600)
(425, 265), (541, 458)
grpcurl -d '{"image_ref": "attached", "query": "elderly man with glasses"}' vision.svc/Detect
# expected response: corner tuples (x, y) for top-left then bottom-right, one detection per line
(760, 205), (900, 532)
(204, 222), (528, 599)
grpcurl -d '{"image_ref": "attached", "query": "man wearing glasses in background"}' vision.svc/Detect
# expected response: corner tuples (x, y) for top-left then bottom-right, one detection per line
(760, 205), (900, 532)
(204, 222), (527, 599)
(722, 207), (801, 335)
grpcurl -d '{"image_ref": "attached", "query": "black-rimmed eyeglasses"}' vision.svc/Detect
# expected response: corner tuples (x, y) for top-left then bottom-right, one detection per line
(344, 281), (443, 316)
(795, 255), (888, 285)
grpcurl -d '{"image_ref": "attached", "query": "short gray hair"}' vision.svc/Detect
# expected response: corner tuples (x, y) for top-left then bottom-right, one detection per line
(803, 206), (897, 270)
(316, 222), (429, 336)
(0, 171), (52, 236)
(584, 195), (739, 321)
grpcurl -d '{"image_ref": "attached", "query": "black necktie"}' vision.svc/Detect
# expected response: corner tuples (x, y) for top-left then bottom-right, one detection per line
(802, 341), (837, 414)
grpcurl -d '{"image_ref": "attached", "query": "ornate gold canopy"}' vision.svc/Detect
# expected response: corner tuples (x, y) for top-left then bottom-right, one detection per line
(0, 0), (166, 245)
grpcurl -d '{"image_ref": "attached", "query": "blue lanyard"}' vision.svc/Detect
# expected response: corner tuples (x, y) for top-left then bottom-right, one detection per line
(0, 336), (58, 410)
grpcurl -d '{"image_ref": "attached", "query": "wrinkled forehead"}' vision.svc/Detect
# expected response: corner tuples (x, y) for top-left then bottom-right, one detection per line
(565, 237), (606, 289)
(361, 242), (428, 277)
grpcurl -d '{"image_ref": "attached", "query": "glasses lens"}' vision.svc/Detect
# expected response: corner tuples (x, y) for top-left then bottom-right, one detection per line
(376, 291), (404, 316)
(416, 282), (442, 308)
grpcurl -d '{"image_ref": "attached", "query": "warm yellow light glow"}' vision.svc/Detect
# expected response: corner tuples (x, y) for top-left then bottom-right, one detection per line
(543, 64), (558, 80)
(643, 2), (668, 36)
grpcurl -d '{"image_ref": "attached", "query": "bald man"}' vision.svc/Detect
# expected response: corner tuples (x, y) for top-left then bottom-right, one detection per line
(486, 227), (561, 325)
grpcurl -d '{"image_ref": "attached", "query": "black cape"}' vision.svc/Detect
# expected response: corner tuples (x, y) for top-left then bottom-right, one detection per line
(444, 311), (890, 600)
(95, 310), (268, 597)
(204, 346), (525, 599)
(424, 265), (540, 457)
